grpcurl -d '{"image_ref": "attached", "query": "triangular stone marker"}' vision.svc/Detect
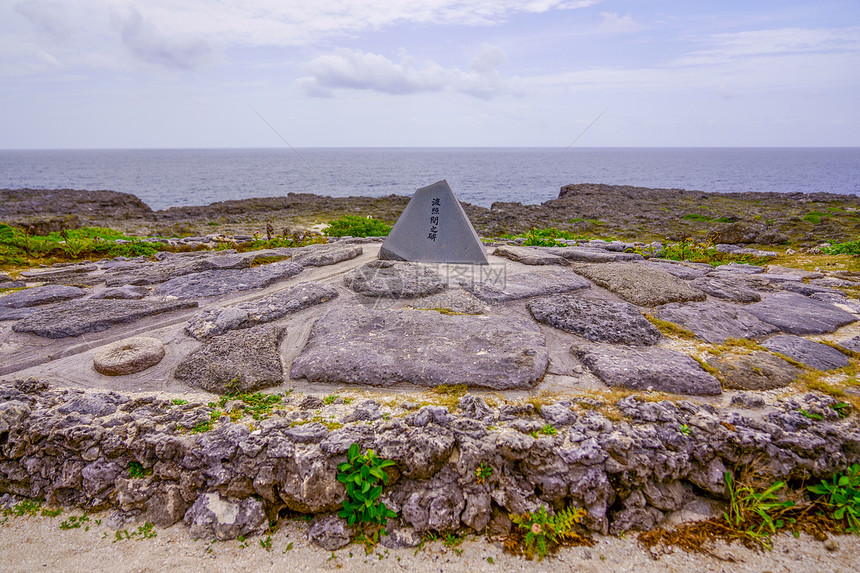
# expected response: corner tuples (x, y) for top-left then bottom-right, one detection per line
(379, 180), (489, 265)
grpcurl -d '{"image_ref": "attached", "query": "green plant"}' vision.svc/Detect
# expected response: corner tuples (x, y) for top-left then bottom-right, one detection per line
(723, 472), (796, 548)
(682, 213), (712, 222)
(114, 522), (157, 542)
(323, 216), (392, 237)
(506, 506), (589, 560)
(60, 514), (90, 530)
(808, 464), (860, 533)
(128, 461), (152, 479)
(336, 443), (398, 526)
(171, 398), (188, 406)
(802, 211), (830, 225)
(679, 423), (690, 435)
(214, 391), (288, 421)
(799, 409), (823, 421)
(475, 463), (493, 485)
(831, 402), (851, 418)
(539, 423), (557, 436)
(820, 238), (860, 255)
(3, 499), (43, 517)
(324, 394), (339, 405)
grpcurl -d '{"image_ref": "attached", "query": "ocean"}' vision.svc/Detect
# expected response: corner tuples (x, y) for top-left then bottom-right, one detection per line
(0, 147), (858, 212)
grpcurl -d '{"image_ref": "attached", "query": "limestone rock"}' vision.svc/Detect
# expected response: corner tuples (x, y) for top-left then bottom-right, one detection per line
(0, 285), (86, 308)
(153, 260), (304, 299)
(344, 260), (446, 298)
(528, 295), (661, 346)
(538, 246), (643, 263)
(574, 263), (705, 307)
(708, 351), (801, 390)
(104, 252), (254, 287)
(12, 299), (197, 338)
(690, 276), (762, 303)
(308, 513), (351, 550)
(746, 293), (857, 334)
(492, 246), (566, 265)
(406, 289), (489, 315)
(91, 285), (149, 300)
(574, 344), (721, 396)
(291, 243), (363, 267)
(184, 492), (266, 541)
(460, 267), (591, 304)
(291, 307), (547, 390)
(185, 281), (338, 339)
(654, 301), (778, 343)
(640, 260), (707, 280)
(174, 325), (286, 393)
(762, 335), (851, 371)
(93, 337), (165, 376)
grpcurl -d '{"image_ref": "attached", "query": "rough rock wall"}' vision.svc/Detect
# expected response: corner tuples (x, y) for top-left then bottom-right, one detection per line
(1, 380), (858, 541)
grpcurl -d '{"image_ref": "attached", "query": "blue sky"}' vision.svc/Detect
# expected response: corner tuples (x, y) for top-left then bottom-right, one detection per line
(1, 0), (858, 148)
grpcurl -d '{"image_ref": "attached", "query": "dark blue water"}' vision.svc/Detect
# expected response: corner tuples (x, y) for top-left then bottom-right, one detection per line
(1, 147), (858, 211)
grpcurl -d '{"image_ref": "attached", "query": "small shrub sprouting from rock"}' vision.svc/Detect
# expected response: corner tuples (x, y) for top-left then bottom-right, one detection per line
(808, 464), (860, 534)
(505, 506), (591, 561)
(336, 443), (397, 527)
(475, 463), (493, 485)
(322, 215), (392, 238)
(723, 471), (797, 549)
(128, 461), (152, 479)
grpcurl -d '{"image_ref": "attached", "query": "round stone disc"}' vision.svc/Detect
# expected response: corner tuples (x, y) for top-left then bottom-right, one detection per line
(93, 336), (165, 376)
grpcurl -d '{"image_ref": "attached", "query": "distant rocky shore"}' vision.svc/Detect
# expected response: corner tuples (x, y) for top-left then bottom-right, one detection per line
(3, 184), (860, 245)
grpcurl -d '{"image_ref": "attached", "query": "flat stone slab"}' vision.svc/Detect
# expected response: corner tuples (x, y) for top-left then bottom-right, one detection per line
(93, 336), (165, 376)
(745, 292), (857, 335)
(91, 285), (149, 300)
(460, 268), (590, 304)
(654, 301), (778, 343)
(185, 281), (339, 339)
(573, 344), (721, 396)
(291, 243), (363, 267)
(291, 307), (547, 390)
(104, 253), (254, 287)
(406, 289), (489, 315)
(837, 336), (860, 354)
(528, 295), (661, 346)
(762, 335), (851, 371)
(493, 246), (566, 266)
(12, 299), (198, 338)
(175, 325), (286, 393)
(639, 260), (707, 280)
(153, 261), (304, 299)
(690, 276), (762, 303)
(344, 260), (446, 298)
(1, 285), (87, 308)
(574, 263), (705, 307)
(538, 246), (642, 263)
(708, 351), (800, 391)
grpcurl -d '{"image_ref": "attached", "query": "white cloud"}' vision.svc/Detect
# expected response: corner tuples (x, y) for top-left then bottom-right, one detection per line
(599, 11), (638, 33)
(297, 45), (517, 99)
(117, 7), (211, 70)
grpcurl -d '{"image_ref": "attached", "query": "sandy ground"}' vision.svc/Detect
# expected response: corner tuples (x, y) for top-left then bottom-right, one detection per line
(1, 510), (858, 573)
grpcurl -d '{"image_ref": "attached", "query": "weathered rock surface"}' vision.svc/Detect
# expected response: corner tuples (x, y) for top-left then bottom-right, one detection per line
(154, 261), (304, 299)
(640, 260), (707, 280)
(654, 301), (778, 343)
(174, 325), (286, 393)
(0, 285), (87, 308)
(574, 263), (706, 307)
(745, 293), (857, 335)
(93, 337), (166, 376)
(528, 295), (661, 346)
(291, 243), (363, 267)
(837, 336), (860, 354)
(185, 281), (338, 340)
(690, 276), (762, 303)
(184, 492), (266, 541)
(90, 285), (149, 300)
(460, 267), (590, 304)
(492, 246), (566, 265)
(406, 289), (489, 315)
(308, 513), (352, 550)
(291, 307), (547, 389)
(538, 246), (643, 263)
(104, 252), (254, 287)
(343, 260), (446, 298)
(12, 299), (197, 338)
(762, 335), (851, 371)
(574, 344), (722, 395)
(708, 351), (801, 391)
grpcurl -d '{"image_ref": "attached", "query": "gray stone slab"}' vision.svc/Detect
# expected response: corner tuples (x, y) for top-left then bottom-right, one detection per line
(837, 336), (860, 354)
(460, 267), (590, 304)
(762, 335), (851, 371)
(12, 299), (198, 338)
(0, 281), (26, 290)
(379, 180), (488, 265)
(690, 276), (761, 303)
(104, 252), (255, 287)
(291, 243), (363, 267)
(91, 285), (149, 300)
(745, 292), (857, 335)
(344, 260), (446, 298)
(654, 301), (778, 343)
(708, 351), (800, 391)
(765, 265), (824, 280)
(406, 289), (489, 315)
(175, 325), (286, 393)
(185, 281), (339, 340)
(0, 307), (41, 321)
(780, 282), (846, 297)
(528, 295), (661, 346)
(639, 260), (707, 280)
(811, 293), (860, 314)
(19, 264), (98, 283)
(290, 307), (547, 390)
(574, 263), (705, 307)
(711, 262), (764, 274)
(493, 246), (566, 265)
(538, 247), (643, 263)
(1, 285), (87, 308)
(93, 336), (165, 376)
(153, 261), (304, 299)
(573, 344), (721, 396)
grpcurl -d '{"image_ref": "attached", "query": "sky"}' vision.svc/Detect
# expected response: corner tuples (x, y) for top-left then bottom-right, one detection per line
(1, 0), (859, 149)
